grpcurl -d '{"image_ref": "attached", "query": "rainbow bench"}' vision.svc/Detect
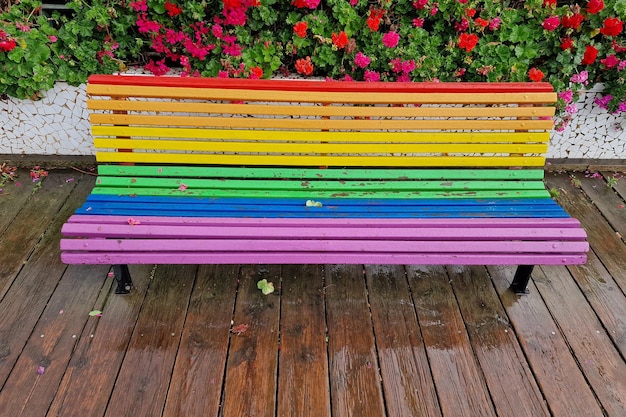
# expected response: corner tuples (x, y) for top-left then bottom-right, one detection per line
(60, 75), (588, 294)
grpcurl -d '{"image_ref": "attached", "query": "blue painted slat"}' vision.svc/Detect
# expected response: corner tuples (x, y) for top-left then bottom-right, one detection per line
(75, 196), (569, 218)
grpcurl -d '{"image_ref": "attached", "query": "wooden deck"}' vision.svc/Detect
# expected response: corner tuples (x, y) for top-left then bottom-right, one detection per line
(0, 167), (625, 417)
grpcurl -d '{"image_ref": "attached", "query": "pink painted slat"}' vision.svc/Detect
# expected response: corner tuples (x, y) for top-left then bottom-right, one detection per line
(61, 252), (586, 266)
(60, 239), (590, 254)
(64, 215), (584, 229)
(60, 223), (588, 241)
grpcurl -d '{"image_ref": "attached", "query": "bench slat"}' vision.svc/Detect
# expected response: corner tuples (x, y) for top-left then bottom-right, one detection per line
(60, 223), (588, 241)
(87, 84), (557, 104)
(92, 127), (550, 145)
(93, 138), (549, 156)
(94, 152), (546, 167)
(61, 252), (586, 266)
(87, 75), (557, 93)
(87, 100), (556, 118)
(97, 166), (547, 181)
(61, 238), (589, 254)
(91, 114), (553, 131)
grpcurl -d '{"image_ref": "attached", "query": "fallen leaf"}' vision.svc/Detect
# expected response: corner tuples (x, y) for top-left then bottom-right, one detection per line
(89, 310), (103, 317)
(231, 323), (249, 335)
(306, 200), (323, 208)
(257, 278), (275, 295)
(127, 218), (141, 225)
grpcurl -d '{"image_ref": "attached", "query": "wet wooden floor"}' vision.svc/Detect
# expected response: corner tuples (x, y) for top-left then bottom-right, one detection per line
(0, 167), (625, 417)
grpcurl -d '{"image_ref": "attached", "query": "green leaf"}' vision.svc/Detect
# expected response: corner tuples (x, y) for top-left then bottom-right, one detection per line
(257, 279), (275, 295)
(89, 310), (103, 317)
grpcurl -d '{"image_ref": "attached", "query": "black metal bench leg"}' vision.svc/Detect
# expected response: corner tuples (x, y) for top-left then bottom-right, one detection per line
(112, 265), (133, 294)
(510, 265), (534, 294)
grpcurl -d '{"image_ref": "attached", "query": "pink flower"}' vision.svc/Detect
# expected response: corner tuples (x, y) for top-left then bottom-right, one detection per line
(601, 54), (620, 69)
(413, 0), (428, 9)
(354, 51), (370, 68)
(542, 16), (560, 31)
(413, 18), (425, 27)
(364, 70), (380, 82)
(565, 104), (578, 114)
(570, 71), (589, 85)
(489, 17), (501, 30)
(558, 90), (573, 103)
(48, 35), (57, 43)
(382, 31), (400, 48)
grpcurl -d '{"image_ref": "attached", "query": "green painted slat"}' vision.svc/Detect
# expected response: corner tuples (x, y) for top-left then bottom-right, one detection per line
(91, 187), (549, 200)
(97, 165), (545, 181)
(94, 177), (546, 192)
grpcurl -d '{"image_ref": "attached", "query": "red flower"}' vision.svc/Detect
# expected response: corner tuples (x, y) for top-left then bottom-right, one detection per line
(561, 13), (584, 29)
(458, 33), (479, 52)
(542, 16), (560, 31)
(165, 0), (182, 17)
(465, 8), (476, 18)
(528, 68), (545, 82)
(600, 17), (623, 37)
(560, 37), (574, 50)
(367, 9), (384, 32)
(613, 40), (626, 53)
(0, 39), (17, 52)
(543, 0), (556, 6)
(474, 18), (489, 28)
(249, 66), (263, 79)
(293, 21), (307, 38)
(581, 45), (599, 65)
(295, 56), (314, 75)
(331, 31), (348, 49)
(586, 0), (604, 14)
(601, 54), (620, 69)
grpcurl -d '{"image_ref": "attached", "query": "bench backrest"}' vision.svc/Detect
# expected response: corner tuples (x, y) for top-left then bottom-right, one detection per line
(87, 75), (556, 169)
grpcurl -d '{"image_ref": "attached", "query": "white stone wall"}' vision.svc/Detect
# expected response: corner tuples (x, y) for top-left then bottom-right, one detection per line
(1, 81), (624, 158)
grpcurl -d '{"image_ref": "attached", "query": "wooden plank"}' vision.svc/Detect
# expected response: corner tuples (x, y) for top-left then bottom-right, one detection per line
(488, 265), (605, 417)
(545, 172), (626, 292)
(578, 173), (626, 243)
(277, 264), (331, 417)
(221, 265), (281, 417)
(88, 99), (556, 118)
(95, 151), (546, 167)
(97, 165), (547, 181)
(534, 264), (626, 417)
(407, 265), (497, 417)
(324, 264), (386, 417)
(103, 264), (196, 417)
(92, 113), (553, 131)
(87, 84), (557, 104)
(0, 170), (78, 301)
(87, 74), (556, 93)
(47, 264), (155, 417)
(162, 265), (239, 417)
(0, 171), (86, 385)
(0, 168), (38, 235)
(365, 265), (441, 417)
(0, 264), (109, 417)
(93, 138), (549, 156)
(605, 170), (626, 200)
(447, 265), (550, 417)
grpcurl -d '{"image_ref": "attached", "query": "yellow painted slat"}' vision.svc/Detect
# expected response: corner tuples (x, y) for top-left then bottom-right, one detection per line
(87, 84), (557, 105)
(92, 126), (550, 144)
(93, 138), (548, 155)
(87, 99), (556, 118)
(91, 114), (554, 131)
(95, 151), (545, 167)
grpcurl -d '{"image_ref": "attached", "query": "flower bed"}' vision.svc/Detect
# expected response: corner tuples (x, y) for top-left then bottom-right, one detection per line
(1, 0), (625, 132)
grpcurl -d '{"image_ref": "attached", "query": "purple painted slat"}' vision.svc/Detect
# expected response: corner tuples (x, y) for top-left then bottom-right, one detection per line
(61, 223), (588, 241)
(64, 215), (583, 229)
(61, 252), (587, 266)
(60, 238), (590, 254)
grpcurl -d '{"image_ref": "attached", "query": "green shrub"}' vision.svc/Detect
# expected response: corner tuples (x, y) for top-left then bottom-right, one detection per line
(1, 0), (626, 129)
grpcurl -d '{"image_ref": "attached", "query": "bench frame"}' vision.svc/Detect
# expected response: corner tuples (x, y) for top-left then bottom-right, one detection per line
(61, 75), (588, 295)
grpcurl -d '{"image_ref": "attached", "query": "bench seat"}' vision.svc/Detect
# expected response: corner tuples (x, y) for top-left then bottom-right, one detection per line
(60, 75), (588, 294)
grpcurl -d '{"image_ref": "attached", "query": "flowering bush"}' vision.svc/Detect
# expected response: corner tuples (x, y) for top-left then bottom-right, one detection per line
(1, 0), (626, 129)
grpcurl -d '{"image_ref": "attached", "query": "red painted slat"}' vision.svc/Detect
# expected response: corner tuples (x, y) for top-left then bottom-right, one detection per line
(61, 252), (586, 266)
(87, 75), (554, 93)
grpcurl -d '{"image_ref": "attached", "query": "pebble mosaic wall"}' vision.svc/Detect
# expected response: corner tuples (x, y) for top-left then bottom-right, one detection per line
(1, 81), (624, 158)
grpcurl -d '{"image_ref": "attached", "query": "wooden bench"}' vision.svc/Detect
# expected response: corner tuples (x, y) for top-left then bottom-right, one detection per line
(60, 75), (588, 294)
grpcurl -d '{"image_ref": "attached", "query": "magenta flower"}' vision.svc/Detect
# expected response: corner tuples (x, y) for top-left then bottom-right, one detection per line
(558, 90), (573, 103)
(364, 70), (380, 82)
(382, 31), (400, 48)
(354, 51), (371, 68)
(413, 18), (425, 27)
